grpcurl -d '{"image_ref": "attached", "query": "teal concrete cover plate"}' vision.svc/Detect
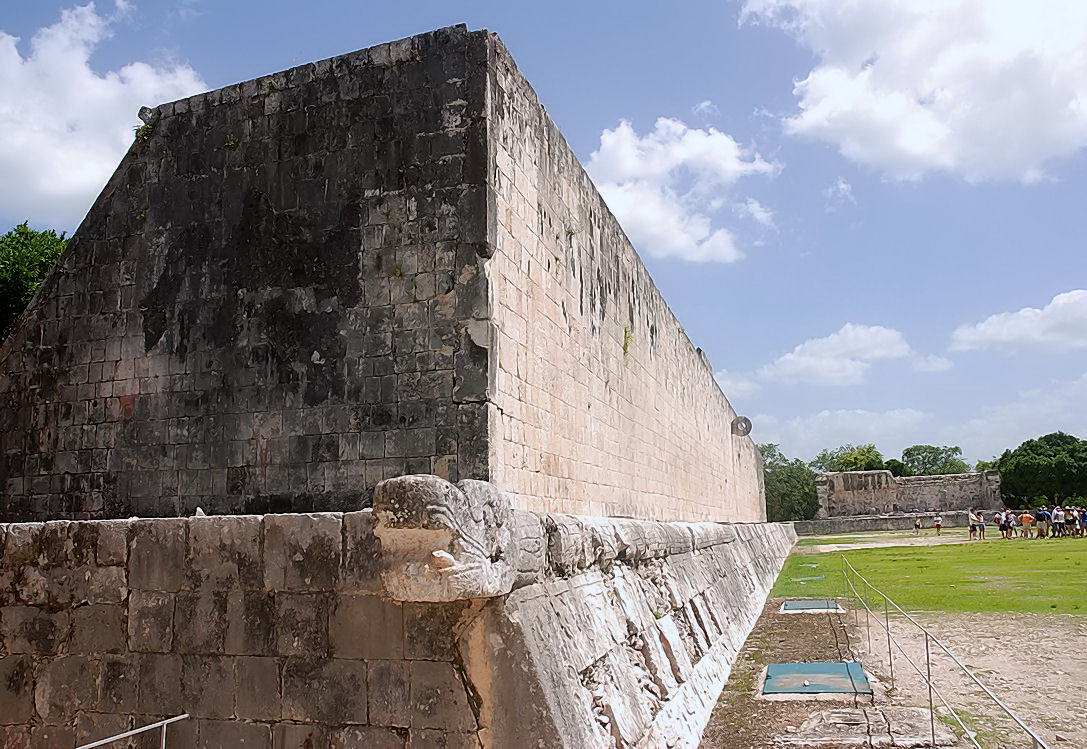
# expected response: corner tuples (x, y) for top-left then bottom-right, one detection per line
(782, 599), (839, 611)
(762, 661), (872, 695)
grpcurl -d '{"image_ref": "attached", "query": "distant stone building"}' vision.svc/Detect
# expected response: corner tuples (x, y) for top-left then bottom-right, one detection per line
(815, 469), (1002, 517)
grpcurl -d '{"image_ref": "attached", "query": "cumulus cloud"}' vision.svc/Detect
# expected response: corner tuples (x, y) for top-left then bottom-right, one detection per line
(741, 0), (1087, 182)
(715, 369), (761, 400)
(945, 373), (1087, 461)
(754, 408), (930, 460)
(587, 117), (778, 263)
(0, 3), (205, 229)
(757, 323), (948, 385)
(951, 290), (1087, 352)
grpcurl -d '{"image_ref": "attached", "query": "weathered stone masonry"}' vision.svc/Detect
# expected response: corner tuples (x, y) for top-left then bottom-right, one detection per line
(816, 470), (1002, 518)
(0, 476), (794, 747)
(0, 25), (790, 748)
(0, 25), (762, 525)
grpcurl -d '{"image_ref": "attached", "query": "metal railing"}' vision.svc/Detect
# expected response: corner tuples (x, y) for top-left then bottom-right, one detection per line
(76, 714), (189, 749)
(841, 557), (1050, 749)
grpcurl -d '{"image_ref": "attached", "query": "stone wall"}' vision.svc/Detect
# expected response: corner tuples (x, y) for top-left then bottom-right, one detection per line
(816, 470), (1001, 517)
(0, 25), (763, 525)
(0, 475), (794, 747)
(0, 508), (478, 747)
(482, 36), (763, 521)
(0, 27), (493, 522)
(793, 511), (969, 536)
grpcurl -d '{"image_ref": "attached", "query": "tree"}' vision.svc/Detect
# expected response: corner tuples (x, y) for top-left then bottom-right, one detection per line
(810, 443), (885, 473)
(993, 432), (1087, 509)
(900, 444), (970, 476)
(759, 443), (819, 522)
(884, 458), (912, 477)
(0, 223), (67, 340)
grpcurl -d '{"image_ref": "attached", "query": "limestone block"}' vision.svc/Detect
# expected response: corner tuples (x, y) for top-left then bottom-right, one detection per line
(282, 658), (367, 724)
(175, 590), (230, 653)
(275, 592), (329, 656)
(97, 654), (138, 712)
(129, 519), (186, 591)
(194, 719), (271, 747)
(0, 606), (69, 655)
(332, 727), (404, 749)
(373, 475), (514, 601)
(182, 654), (236, 718)
(187, 514), (263, 589)
(127, 590), (174, 652)
(225, 590), (277, 655)
(0, 655), (34, 724)
(34, 655), (99, 722)
(543, 513), (589, 576)
(340, 510), (382, 592)
(137, 653), (183, 714)
(263, 513), (342, 591)
(94, 520), (128, 566)
(509, 509), (545, 587)
(409, 660), (477, 731)
(275, 724), (329, 749)
(235, 656), (281, 720)
(368, 659), (410, 727)
(331, 594), (403, 659)
(70, 604), (125, 653)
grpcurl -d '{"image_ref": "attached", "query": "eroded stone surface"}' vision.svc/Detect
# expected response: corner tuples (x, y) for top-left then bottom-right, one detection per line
(0, 482), (793, 747)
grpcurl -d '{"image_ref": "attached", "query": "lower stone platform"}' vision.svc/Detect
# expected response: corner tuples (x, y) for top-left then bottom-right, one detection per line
(793, 511), (969, 536)
(0, 475), (794, 748)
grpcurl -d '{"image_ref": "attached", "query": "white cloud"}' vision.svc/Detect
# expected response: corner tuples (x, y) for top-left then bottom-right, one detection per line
(913, 354), (953, 372)
(944, 373), (1087, 461)
(587, 117), (778, 263)
(754, 408), (930, 460)
(757, 323), (946, 385)
(0, 3), (205, 230)
(951, 290), (1087, 352)
(741, 0), (1087, 182)
(753, 374), (1087, 462)
(715, 369), (761, 400)
(735, 197), (776, 229)
(822, 176), (856, 212)
(692, 99), (720, 119)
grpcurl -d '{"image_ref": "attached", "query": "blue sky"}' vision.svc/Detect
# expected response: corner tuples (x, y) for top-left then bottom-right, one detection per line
(2, 0), (1086, 462)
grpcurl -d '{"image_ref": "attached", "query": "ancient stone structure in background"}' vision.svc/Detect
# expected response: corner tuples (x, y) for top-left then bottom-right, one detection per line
(0, 25), (788, 747)
(0, 23), (761, 525)
(815, 470), (1002, 518)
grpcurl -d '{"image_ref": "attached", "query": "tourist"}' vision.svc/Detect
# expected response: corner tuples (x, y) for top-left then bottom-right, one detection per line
(977, 512), (986, 540)
(914, 516), (922, 535)
(1053, 506), (1065, 538)
(1019, 508), (1034, 539)
(933, 512), (942, 535)
(1036, 506), (1050, 539)
(968, 510), (978, 540)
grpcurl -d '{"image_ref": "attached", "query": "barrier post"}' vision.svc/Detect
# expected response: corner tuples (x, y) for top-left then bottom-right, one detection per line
(925, 633), (936, 747)
(884, 594), (894, 690)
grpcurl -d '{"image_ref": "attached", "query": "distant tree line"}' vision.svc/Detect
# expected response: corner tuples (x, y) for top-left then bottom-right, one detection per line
(761, 433), (1087, 521)
(0, 223), (67, 339)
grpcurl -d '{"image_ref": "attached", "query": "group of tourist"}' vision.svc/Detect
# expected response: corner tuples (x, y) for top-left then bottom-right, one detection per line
(967, 507), (1087, 540)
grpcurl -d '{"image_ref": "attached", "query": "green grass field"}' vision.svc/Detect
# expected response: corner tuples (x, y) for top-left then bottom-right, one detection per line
(774, 537), (1087, 614)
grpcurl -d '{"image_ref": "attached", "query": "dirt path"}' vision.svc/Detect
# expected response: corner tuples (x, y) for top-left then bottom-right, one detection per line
(804, 534), (972, 554)
(853, 610), (1087, 747)
(701, 599), (873, 748)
